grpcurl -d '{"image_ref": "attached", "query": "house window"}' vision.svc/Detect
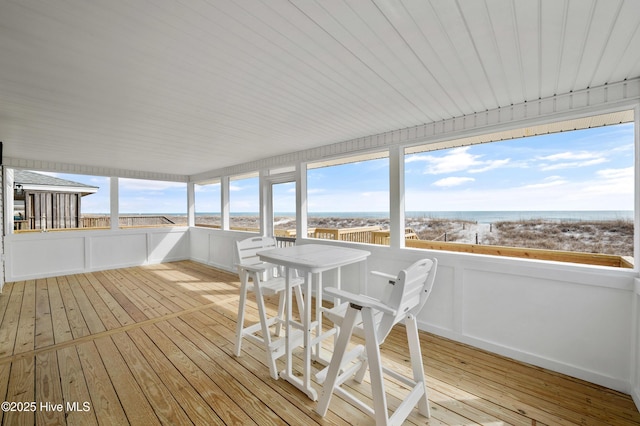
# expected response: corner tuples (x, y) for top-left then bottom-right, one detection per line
(229, 173), (259, 232)
(11, 170), (109, 232)
(195, 180), (221, 228)
(307, 153), (390, 244)
(404, 112), (635, 267)
(118, 178), (187, 227)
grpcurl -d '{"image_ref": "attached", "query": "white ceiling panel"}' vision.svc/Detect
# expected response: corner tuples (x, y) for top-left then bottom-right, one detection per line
(0, 0), (639, 178)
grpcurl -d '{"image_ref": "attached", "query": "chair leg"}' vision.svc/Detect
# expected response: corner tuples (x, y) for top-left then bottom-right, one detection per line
(361, 307), (389, 426)
(406, 316), (430, 418)
(252, 275), (279, 380)
(316, 305), (360, 417)
(235, 271), (250, 357)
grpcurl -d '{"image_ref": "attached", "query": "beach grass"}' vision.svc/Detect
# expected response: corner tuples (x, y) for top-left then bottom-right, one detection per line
(484, 218), (634, 256)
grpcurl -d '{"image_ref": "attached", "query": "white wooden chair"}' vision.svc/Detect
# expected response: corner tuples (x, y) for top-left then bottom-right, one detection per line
(234, 236), (304, 380)
(316, 258), (438, 426)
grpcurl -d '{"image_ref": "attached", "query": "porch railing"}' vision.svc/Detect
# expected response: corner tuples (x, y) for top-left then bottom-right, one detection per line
(14, 215), (178, 232)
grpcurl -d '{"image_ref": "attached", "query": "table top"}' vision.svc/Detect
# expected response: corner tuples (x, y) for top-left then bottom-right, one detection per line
(257, 243), (370, 272)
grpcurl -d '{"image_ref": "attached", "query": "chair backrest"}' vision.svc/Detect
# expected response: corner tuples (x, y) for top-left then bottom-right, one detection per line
(235, 236), (279, 277)
(376, 258), (437, 343)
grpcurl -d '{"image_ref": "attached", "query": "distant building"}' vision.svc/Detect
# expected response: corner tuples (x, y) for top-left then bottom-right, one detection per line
(13, 170), (98, 230)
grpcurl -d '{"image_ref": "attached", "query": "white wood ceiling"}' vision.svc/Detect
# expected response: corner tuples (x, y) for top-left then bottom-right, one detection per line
(1, 0), (639, 178)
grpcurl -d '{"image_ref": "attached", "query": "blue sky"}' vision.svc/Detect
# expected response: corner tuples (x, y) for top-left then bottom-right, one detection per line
(37, 122), (634, 214)
(307, 123), (634, 212)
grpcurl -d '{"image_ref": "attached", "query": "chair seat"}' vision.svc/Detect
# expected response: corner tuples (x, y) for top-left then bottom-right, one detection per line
(258, 275), (304, 295)
(323, 302), (384, 339)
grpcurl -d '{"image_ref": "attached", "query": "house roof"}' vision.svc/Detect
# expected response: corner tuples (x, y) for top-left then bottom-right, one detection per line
(0, 1), (639, 179)
(14, 170), (98, 195)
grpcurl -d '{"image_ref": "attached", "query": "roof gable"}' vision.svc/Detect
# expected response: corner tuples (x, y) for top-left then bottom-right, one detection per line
(14, 170), (98, 195)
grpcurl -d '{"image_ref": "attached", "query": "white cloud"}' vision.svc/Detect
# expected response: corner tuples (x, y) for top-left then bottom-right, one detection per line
(537, 150), (607, 171)
(597, 167), (633, 180)
(469, 158), (511, 173)
(414, 147), (483, 174)
(522, 176), (568, 189)
(432, 177), (475, 187)
(584, 167), (634, 196)
(539, 151), (598, 161)
(539, 158), (607, 171)
(411, 146), (511, 175)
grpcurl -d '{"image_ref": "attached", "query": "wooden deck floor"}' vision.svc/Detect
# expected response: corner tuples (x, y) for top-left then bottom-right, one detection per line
(0, 260), (638, 425)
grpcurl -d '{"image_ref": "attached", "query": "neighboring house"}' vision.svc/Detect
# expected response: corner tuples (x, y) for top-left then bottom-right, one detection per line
(13, 170), (98, 230)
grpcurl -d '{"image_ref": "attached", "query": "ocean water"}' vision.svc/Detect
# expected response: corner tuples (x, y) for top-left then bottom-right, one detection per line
(200, 210), (634, 224)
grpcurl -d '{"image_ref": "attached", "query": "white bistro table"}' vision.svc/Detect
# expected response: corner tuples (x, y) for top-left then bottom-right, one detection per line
(257, 243), (371, 400)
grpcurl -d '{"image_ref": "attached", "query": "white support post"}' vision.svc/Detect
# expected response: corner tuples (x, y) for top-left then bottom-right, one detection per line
(389, 146), (405, 248)
(187, 181), (195, 227)
(110, 177), (119, 230)
(221, 176), (230, 230)
(259, 169), (270, 237)
(296, 163), (308, 241)
(4, 168), (14, 236)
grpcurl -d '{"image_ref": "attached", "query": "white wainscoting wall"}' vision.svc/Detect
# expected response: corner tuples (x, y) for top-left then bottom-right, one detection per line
(190, 226), (637, 397)
(5, 227), (189, 281)
(633, 278), (640, 409)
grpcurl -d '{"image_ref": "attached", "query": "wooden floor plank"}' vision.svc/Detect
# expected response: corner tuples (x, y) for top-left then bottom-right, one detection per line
(0, 281), (13, 322)
(419, 333), (640, 425)
(4, 356), (35, 426)
(56, 275), (91, 339)
(35, 351), (65, 425)
(109, 331), (195, 425)
(35, 279), (54, 349)
(83, 272), (135, 327)
(167, 315), (333, 425)
(13, 280), (35, 355)
(75, 341), (128, 425)
(48, 277), (72, 345)
(125, 327), (228, 425)
(112, 268), (188, 314)
(92, 271), (149, 323)
(56, 346), (98, 426)
(173, 312), (330, 424)
(74, 273), (119, 332)
(139, 324), (251, 425)
(63, 274), (106, 336)
(0, 281), (24, 358)
(0, 260), (638, 426)
(92, 336), (160, 424)
(0, 362), (11, 426)
(102, 269), (174, 318)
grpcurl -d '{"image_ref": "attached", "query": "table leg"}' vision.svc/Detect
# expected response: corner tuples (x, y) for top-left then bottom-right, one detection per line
(280, 269), (318, 400)
(314, 270), (322, 360)
(283, 267), (293, 378)
(303, 271), (313, 395)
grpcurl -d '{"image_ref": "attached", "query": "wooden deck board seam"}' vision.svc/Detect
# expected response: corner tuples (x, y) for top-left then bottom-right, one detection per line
(0, 300), (226, 366)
